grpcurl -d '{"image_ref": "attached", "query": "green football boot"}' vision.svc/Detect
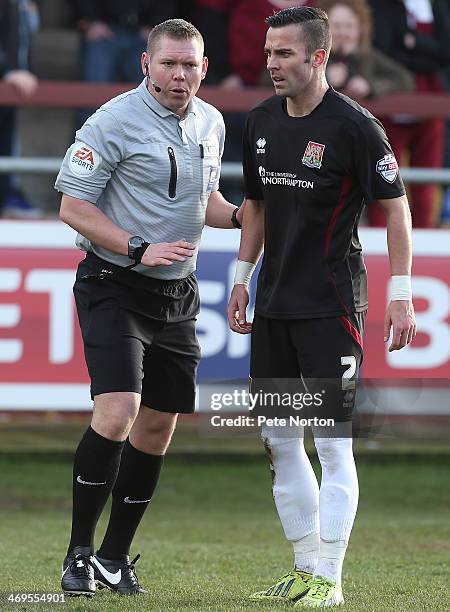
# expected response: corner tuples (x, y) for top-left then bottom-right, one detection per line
(294, 576), (344, 607)
(249, 568), (312, 602)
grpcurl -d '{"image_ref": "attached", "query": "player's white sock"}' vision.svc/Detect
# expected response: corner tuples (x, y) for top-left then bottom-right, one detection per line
(312, 435), (358, 585)
(293, 531), (320, 574)
(261, 426), (319, 573)
(315, 539), (347, 585)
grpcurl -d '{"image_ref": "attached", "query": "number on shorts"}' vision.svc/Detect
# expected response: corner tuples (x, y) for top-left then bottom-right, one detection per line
(341, 355), (356, 390)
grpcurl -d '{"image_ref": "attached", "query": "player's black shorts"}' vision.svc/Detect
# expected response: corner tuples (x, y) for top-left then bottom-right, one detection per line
(250, 312), (366, 422)
(73, 253), (201, 413)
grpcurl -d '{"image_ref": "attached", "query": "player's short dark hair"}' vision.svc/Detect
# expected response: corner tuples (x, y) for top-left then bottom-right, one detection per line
(265, 7), (331, 56)
(147, 19), (204, 54)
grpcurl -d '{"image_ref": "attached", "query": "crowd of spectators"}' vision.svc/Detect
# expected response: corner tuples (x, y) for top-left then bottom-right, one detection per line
(1, 0), (450, 226)
(367, 0), (450, 227)
(319, 0), (413, 100)
(0, 0), (41, 218)
(74, 1), (181, 125)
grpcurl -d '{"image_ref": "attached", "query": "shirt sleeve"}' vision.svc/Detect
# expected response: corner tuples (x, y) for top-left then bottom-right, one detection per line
(352, 116), (405, 203)
(54, 109), (125, 204)
(242, 114), (264, 200)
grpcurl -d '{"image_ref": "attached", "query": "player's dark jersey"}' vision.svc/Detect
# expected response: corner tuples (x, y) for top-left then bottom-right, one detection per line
(243, 87), (405, 319)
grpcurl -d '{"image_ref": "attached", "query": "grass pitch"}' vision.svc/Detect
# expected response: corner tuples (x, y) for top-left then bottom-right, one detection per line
(0, 434), (449, 611)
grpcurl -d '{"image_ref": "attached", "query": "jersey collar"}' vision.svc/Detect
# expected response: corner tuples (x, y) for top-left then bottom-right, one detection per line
(138, 79), (196, 119)
(281, 86), (333, 120)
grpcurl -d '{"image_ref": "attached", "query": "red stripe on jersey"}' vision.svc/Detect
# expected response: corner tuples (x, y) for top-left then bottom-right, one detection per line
(339, 315), (363, 349)
(324, 176), (352, 256)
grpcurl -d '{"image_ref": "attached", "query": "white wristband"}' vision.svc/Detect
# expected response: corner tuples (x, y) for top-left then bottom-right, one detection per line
(390, 275), (412, 301)
(234, 260), (256, 287)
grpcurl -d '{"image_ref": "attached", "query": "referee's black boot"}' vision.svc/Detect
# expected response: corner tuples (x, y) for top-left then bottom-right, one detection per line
(92, 552), (147, 595)
(61, 546), (96, 597)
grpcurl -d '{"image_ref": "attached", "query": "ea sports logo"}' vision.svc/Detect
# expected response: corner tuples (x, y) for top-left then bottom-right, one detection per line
(74, 147), (94, 164)
(68, 142), (102, 176)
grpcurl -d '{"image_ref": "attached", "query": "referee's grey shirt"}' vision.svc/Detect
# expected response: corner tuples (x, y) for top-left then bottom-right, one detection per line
(55, 79), (225, 279)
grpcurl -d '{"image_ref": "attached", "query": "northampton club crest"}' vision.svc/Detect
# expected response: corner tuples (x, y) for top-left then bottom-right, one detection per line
(302, 141), (325, 169)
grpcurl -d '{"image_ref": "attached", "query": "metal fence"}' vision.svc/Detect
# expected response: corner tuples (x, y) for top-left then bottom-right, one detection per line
(1, 157), (450, 184)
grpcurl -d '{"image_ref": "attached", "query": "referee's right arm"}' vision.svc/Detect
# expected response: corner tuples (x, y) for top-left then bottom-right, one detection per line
(60, 194), (132, 257)
(60, 194), (195, 267)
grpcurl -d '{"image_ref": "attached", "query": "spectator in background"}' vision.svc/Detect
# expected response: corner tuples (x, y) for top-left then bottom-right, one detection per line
(75, 1), (178, 84)
(0, 0), (41, 218)
(368, 0), (450, 227)
(195, 0), (314, 87)
(318, 0), (413, 99)
(194, 0), (314, 201)
(74, 1), (178, 125)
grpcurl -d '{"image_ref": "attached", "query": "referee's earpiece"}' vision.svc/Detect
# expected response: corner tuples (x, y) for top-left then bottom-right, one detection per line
(145, 61), (162, 93)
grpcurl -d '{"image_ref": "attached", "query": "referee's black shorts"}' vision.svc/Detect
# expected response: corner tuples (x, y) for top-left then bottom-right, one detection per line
(73, 254), (201, 414)
(250, 312), (366, 422)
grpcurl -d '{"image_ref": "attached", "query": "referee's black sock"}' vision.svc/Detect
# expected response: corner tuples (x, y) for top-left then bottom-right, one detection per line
(97, 440), (164, 560)
(68, 426), (125, 554)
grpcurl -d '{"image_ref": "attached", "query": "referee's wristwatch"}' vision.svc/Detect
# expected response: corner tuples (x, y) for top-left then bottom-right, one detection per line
(231, 206), (241, 229)
(128, 235), (150, 263)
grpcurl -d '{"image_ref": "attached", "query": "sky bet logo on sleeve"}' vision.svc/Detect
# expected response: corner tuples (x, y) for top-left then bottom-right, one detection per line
(69, 142), (102, 176)
(376, 153), (399, 183)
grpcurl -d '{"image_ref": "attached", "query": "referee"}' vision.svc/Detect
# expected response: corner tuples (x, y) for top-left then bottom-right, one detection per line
(228, 7), (416, 608)
(55, 19), (243, 597)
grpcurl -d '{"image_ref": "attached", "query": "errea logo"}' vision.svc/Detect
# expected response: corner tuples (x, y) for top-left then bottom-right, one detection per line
(256, 138), (266, 154)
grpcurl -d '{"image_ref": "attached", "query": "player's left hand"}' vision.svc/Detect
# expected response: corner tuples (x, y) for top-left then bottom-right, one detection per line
(227, 284), (252, 334)
(384, 300), (416, 352)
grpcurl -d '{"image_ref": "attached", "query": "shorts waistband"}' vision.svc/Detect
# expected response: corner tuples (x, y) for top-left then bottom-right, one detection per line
(85, 252), (195, 288)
